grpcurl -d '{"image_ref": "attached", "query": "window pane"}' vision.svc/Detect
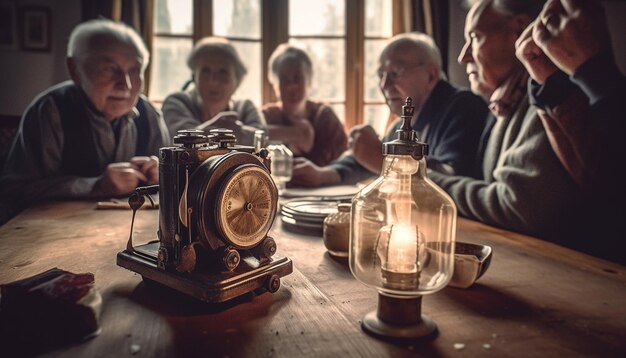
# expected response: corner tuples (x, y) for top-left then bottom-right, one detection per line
(289, 39), (345, 102)
(213, 0), (261, 39)
(289, 0), (345, 36)
(230, 41), (262, 108)
(365, 0), (392, 37)
(150, 37), (193, 101)
(155, 0), (192, 35)
(364, 39), (387, 102)
(364, 104), (390, 137)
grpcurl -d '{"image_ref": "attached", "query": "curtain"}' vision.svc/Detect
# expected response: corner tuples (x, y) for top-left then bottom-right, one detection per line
(81, 0), (154, 94)
(81, 0), (114, 21)
(411, 0), (449, 76)
(385, 0), (450, 132)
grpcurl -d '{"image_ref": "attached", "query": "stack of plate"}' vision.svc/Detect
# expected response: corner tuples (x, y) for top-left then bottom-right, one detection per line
(280, 199), (339, 236)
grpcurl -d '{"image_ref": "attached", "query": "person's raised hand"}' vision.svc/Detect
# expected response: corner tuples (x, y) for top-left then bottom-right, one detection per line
(533, 0), (610, 75)
(198, 112), (239, 132)
(516, 20), (559, 84)
(349, 124), (383, 174)
(92, 162), (147, 197)
(290, 157), (340, 188)
(130, 155), (159, 184)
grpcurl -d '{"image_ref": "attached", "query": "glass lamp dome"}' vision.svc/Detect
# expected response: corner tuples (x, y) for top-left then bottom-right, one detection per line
(349, 97), (457, 339)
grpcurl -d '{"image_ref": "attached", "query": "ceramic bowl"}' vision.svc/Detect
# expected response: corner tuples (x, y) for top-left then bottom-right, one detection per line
(448, 242), (493, 288)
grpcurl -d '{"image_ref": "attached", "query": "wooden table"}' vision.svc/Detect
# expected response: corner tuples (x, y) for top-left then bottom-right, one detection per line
(1, 200), (625, 357)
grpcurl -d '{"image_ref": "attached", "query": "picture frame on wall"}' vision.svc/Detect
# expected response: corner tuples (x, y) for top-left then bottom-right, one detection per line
(18, 6), (51, 52)
(0, 0), (17, 51)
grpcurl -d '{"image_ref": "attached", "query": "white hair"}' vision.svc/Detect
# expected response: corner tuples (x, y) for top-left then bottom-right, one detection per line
(187, 37), (247, 84)
(267, 43), (313, 85)
(67, 19), (149, 69)
(382, 32), (446, 80)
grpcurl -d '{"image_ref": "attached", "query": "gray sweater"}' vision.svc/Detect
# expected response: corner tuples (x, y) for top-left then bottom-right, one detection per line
(429, 95), (580, 240)
(162, 87), (266, 145)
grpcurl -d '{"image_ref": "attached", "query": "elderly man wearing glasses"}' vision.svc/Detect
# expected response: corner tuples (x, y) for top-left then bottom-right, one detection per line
(290, 32), (488, 187)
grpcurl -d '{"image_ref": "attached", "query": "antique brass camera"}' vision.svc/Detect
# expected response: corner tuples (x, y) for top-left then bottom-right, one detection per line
(117, 129), (293, 303)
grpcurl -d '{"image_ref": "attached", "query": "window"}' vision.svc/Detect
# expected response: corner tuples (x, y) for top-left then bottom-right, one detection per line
(363, 0), (394, 134)
(151, 0), (194, 102)
(289, 0), (346, 127)
(150, 0), (401, 134)
(212, 0), (263, 107)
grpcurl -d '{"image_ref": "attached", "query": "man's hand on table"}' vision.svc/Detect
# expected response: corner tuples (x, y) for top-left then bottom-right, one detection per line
(92, 156), (159, 197)
(349, 124), (383, 174)
(290, 157), (341, 188)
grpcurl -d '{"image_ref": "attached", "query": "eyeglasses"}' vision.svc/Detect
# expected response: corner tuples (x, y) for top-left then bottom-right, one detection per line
(377, 63), (426, 84)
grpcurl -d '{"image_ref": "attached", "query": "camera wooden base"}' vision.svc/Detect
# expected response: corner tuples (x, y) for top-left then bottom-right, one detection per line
(117, 242), (293, 303)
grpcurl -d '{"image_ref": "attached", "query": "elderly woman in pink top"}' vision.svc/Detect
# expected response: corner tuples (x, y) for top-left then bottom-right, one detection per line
(262, 44), (347, 166)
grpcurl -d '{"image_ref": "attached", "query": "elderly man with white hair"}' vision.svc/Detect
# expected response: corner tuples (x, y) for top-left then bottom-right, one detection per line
(0, 19), (171, 224)
(290, 32), (488, 187)
(428, 0), (586, 245)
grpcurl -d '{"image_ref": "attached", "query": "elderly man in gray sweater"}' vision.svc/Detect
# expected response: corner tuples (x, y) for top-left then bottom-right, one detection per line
(429, 0), (582, 245)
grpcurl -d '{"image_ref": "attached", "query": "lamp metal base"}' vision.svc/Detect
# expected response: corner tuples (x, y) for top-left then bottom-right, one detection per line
(361, 293), (437, 339)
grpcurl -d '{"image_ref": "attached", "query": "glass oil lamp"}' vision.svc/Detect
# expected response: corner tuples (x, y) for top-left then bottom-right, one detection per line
(349, 97), (457, 339)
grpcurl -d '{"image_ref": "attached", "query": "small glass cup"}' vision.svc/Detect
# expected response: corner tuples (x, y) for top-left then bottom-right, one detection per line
(254, 130), (268, 153)
(267, 141), (293, 195)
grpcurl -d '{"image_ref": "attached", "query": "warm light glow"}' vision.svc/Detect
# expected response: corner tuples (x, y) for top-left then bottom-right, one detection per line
(385, 224), (417, 273)
(376, 157), (420, 274)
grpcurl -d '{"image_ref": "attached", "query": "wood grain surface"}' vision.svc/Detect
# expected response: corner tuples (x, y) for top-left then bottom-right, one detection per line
(1, 200), (625, 357)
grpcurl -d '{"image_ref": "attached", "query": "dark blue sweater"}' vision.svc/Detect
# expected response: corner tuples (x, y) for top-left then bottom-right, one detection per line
(330, 80), (488, 184)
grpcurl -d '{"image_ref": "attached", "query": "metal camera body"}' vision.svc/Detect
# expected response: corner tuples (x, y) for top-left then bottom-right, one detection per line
(158, 129), (278, 273)
(117, 128), (292, 303)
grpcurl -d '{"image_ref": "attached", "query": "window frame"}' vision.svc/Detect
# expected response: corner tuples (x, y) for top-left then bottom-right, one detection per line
(150, 0), (405, 130)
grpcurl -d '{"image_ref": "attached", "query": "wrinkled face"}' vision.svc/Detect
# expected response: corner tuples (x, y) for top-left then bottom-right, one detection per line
(378, 42), (433, 116)
(193, 53), (239, 108)
(458, 2), (520, 97)
(72, 41), (144, 121)
(273, 58), (310, 108)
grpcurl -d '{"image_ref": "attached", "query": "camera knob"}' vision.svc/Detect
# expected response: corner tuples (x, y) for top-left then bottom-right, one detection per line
(174, 129), (208, 148)
(251, 237), (277, 261)
(220, 246), (240, 271)
(266, 275), (281, 293)
(208, 128), (237, 149)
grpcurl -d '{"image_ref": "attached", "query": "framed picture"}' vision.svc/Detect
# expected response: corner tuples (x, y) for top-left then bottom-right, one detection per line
(0, 0), (17, 51)
(18, 6), (50, 52)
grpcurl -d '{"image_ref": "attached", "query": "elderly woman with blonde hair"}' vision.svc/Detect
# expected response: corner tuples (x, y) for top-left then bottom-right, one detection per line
(162, 37), (265, 145)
